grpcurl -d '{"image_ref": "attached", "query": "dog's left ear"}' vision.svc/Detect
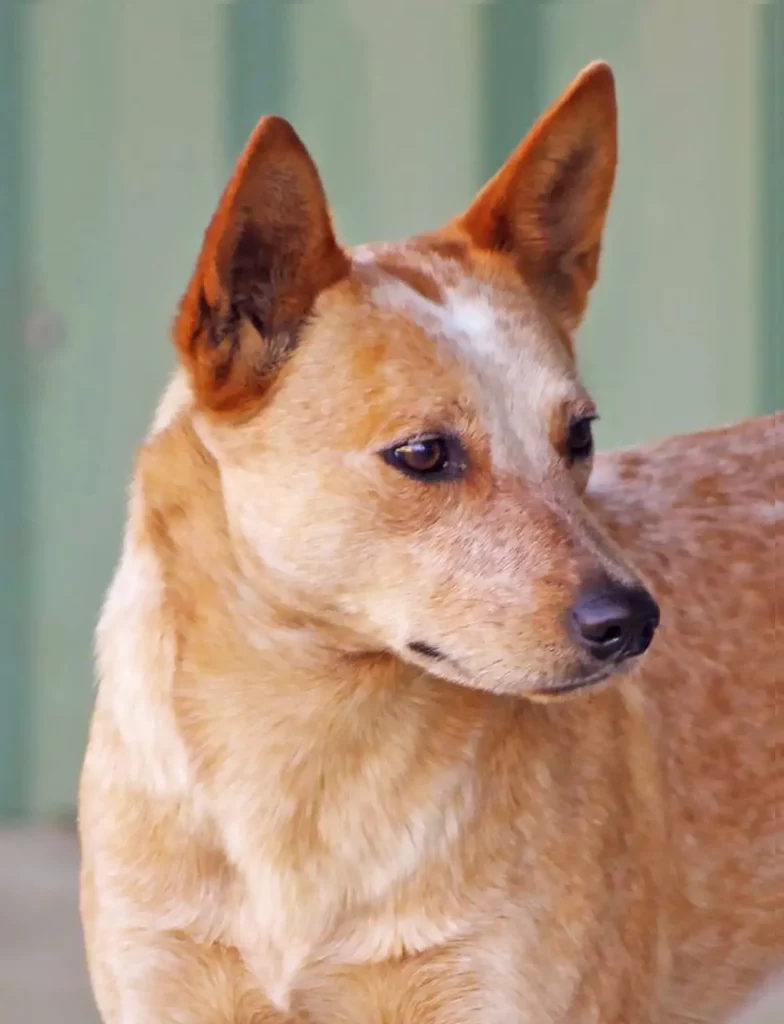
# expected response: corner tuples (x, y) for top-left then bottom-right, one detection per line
(174, 116), (349, 414)
(456, 62), (617, 331)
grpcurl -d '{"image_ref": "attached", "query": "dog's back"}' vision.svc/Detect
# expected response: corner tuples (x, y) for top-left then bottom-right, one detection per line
(594, 414), (782, 1021)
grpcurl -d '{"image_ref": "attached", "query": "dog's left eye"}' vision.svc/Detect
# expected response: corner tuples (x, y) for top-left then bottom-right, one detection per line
(381, 435), (465, 482)
(566, 416), (596, 462)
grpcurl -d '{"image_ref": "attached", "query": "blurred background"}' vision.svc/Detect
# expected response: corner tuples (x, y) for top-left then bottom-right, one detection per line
(0, 1), (781, 1021)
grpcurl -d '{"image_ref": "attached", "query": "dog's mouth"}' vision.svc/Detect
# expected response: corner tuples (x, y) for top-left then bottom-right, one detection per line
(405, 641), (634, 699)
(407, 640), (448, 662)
(406, 640), (471, 680)
(529, 663), (629, 700)
(537, 675), (611, 696)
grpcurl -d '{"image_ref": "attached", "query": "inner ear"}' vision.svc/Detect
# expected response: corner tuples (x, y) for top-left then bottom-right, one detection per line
(174, 116), (348, 415)
(531, 143), (599, 258)
(455, 62), (618, 332)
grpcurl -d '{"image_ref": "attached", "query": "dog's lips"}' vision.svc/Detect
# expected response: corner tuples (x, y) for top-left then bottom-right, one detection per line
(529, 664), (621, 699)
(406, 642), (643, 699)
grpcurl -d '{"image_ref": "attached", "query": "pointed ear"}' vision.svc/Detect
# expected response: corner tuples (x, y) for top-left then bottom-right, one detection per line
(174, 116), (349, 414)
(456, 62), (617, 331)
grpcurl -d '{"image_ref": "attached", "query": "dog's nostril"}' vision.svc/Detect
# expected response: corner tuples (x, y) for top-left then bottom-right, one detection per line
(595, 623), (622, 646)
(568, 587), (660, 663)
(638, 619), (656, 651)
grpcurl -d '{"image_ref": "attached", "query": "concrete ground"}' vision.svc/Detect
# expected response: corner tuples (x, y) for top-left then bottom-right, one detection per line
(0, 825), (99, 1024)
(0, 826), (780, 1023)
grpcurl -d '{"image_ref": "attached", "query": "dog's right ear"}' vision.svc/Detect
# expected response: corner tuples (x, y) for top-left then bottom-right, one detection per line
(174, 117), (348, 415)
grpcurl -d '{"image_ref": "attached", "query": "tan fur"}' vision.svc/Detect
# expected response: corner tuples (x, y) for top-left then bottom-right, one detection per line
(79, 63), (782, 1023)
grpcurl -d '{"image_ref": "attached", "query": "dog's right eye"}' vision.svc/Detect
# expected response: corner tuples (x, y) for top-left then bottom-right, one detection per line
(381, 435), (466, 482)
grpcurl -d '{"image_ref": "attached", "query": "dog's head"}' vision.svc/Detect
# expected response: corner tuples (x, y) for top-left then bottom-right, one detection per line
(172, 62), (659, 699)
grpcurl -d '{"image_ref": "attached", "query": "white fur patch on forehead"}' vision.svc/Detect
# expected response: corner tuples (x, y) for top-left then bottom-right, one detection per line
(362, 250), (579, 473)
(447, 294), (498, 357)
(361, 247), (566, 370)
(363, 252), (509, 359)
(373, 275), (501, 351)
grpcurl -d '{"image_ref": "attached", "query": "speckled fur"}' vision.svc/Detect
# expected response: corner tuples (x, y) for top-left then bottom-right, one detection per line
(79, 64), (782, 1023)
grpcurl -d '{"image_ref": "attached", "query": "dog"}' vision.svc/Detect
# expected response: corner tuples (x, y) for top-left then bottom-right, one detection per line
(79, 62), (781, 1022)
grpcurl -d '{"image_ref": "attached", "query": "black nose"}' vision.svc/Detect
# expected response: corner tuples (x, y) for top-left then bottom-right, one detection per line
(568, 587), (660, 662)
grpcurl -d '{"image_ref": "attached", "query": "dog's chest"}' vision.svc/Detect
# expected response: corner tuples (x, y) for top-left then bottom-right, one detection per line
(283, 926), (658, 1024)
(229, 877), (659, 1023)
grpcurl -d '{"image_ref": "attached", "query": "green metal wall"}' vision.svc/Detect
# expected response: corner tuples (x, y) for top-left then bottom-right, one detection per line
(0, 2), (28, 817)
(761, 0), (783, 415)
(1, 2), (778, 819)
(538, 1), (766, 447)
(13, 2), (230, 817)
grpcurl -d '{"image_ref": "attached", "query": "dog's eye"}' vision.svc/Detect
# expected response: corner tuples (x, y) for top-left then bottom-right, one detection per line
(382, 435), (464, 482)
(566, 416), (596, 462)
